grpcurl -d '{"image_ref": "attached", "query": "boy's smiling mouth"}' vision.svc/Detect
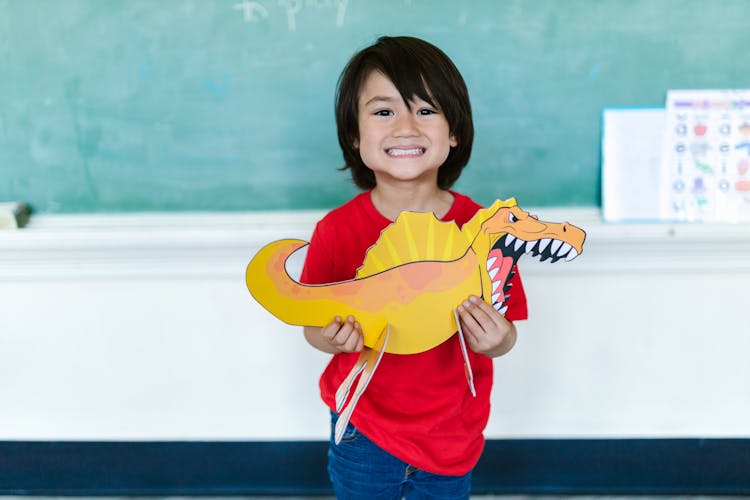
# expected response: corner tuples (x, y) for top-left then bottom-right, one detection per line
(385, 147), (426, 157)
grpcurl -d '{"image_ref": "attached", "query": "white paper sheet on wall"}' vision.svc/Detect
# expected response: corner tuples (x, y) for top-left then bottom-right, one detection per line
(660, 89), (750, 222)
(601, 107), (666, 222)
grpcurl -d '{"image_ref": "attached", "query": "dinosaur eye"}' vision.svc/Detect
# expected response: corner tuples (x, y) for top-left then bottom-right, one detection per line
(508, 213), (518, 223)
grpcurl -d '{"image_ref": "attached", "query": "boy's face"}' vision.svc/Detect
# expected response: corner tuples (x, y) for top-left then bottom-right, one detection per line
(354, 71), (457, 187)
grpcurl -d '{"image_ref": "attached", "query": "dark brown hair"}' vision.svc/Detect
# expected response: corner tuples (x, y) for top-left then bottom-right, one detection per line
(335, 36), (474, 190)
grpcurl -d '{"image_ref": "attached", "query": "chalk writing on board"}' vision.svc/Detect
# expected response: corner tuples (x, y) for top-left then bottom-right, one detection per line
(233, 1), (269, 23)
(233, 0), (348, 31)
(278, 0), (348, 31)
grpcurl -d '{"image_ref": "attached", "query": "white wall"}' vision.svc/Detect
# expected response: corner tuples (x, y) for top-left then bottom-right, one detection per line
(1, 209), (749, 440)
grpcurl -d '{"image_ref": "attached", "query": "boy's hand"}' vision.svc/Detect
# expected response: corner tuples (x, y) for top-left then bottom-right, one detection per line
(456, 295), (517, 358)
(321, 315), (364, 353)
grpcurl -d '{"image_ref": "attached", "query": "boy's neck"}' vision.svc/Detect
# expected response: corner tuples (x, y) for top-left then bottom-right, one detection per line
(370, 184), (454, 221)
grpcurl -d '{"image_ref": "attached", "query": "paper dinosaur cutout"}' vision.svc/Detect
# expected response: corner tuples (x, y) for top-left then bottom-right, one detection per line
(246, 197), (586, 443)
(245, 198), (586, 355)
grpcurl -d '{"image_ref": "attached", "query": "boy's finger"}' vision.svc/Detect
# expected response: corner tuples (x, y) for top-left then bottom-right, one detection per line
(462, 297), (493, 328)
(333, 321), (355, 345)
(457, 306), (481, 342)
(345, 323), (364, 352)
(469, 295), (496, 315)
(343, 331), (361, 352)
(322, 316), (343, 338)
(355, 334), (364, 352)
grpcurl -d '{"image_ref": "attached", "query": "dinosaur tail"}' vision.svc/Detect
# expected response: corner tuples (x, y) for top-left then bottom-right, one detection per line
(245, 239), (367, 329)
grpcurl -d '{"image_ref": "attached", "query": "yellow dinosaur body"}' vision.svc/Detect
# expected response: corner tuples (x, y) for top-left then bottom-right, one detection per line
(245, 198), (585, 355)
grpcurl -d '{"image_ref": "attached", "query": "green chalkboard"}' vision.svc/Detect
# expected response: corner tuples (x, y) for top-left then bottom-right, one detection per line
(2, 0), (750, 213)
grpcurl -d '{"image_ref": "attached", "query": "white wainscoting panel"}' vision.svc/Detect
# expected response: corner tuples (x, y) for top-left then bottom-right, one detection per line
(1, 208), (749, 439)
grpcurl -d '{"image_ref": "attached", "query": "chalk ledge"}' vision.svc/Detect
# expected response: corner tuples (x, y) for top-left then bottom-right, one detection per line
(1, 207), (749, 280)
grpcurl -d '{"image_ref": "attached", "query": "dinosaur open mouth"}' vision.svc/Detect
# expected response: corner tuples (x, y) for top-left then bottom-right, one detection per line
(486, 234), (580, 313)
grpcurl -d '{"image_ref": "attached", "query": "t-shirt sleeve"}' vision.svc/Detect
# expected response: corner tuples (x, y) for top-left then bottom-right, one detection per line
(299, 221), (334, 286)
(504, 265), (529, 322)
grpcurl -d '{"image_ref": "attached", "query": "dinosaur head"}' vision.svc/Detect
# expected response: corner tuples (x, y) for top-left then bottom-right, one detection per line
(475, 203), (586, 314)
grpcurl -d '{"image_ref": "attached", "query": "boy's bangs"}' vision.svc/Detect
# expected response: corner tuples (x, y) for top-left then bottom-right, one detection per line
(382, 60), (438, 109)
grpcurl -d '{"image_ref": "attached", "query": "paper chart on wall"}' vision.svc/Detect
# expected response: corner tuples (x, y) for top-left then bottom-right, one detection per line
(661, 89), (750, 222)
(601, 107), (665, 222)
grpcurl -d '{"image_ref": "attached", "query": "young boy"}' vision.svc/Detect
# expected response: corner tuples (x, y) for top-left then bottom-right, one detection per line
(300, 36), (527, 499)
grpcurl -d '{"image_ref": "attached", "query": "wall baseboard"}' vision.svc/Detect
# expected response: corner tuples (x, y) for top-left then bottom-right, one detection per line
(1, 438), (749, 495)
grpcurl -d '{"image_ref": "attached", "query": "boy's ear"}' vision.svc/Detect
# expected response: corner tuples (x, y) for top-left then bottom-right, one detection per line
(450, 134), (458, 148)
(353, 138), (359, 149)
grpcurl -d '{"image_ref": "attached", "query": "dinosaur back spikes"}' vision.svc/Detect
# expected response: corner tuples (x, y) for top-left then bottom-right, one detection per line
(357, 212), (469, 279)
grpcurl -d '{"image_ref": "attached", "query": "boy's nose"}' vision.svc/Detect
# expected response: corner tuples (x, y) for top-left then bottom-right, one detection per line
(393, 113), (419, 136)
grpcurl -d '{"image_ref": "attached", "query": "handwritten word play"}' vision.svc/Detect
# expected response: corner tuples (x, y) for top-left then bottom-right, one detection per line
(233, 0), (348, 31)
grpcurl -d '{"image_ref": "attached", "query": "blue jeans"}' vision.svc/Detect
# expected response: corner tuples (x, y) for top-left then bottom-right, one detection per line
(328, 412), (472, 499)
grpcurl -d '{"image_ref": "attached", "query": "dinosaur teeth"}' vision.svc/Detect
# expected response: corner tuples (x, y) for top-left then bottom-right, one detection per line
(557, 242), (572, 257)
(546, 241), (575, 263)
(530, 238), (579, 263)
(494, 302), (508, 314)
(486, 256), (497, 269)
(565, 248), (579, 261)
(492, 292), (502, 303)
(488, 268), (499, 280)
(501, 234), (530, 255)
(549, 239), (563, 254)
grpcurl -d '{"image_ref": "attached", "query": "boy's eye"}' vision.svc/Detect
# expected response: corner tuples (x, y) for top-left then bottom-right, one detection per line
(374, 109), (393, 116)
(417, 108), (437, 115)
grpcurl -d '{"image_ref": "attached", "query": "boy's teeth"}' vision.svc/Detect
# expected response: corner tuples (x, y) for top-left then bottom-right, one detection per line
(387, 148), (424, 156)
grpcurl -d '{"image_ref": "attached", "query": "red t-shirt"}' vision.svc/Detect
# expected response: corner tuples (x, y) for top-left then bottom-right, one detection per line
(300, 191), (528, 476)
